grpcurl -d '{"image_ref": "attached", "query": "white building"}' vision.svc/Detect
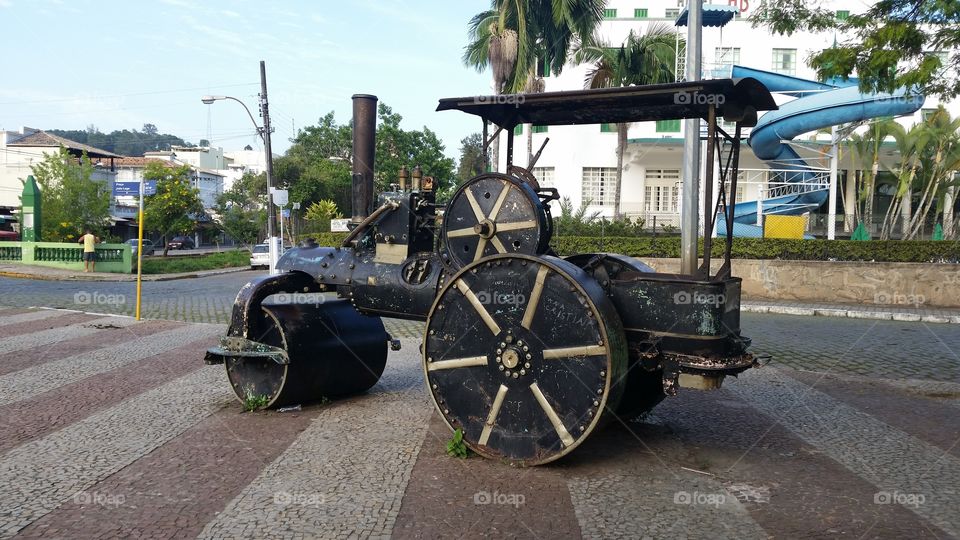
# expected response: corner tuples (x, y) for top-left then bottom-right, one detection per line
(498, 0), (959, 234)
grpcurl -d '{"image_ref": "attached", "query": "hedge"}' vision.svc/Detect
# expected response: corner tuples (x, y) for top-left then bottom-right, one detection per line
(295, 233), (960, 264)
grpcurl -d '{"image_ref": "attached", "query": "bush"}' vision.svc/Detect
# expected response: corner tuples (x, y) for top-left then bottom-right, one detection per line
(292, 232), (960, 264)
(140, 250), (250, 274)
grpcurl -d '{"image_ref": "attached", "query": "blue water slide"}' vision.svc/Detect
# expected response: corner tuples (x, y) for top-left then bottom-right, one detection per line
(716, 65), (924, 237)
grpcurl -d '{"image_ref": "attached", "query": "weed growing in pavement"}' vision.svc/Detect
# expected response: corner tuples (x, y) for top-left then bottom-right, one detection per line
(446, 427), (469, 458)
(243, 391), (270, 412)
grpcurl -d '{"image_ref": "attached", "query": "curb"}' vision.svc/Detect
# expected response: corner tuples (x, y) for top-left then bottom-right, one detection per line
(742, 304), (960, 324)
(0, 266), (252, 282)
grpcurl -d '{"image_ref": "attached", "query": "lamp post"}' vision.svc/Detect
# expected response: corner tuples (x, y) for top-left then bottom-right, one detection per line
(201, 61), (278, 272)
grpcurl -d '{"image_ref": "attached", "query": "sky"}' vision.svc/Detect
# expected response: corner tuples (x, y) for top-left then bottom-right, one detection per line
(0, 0), (491, 160)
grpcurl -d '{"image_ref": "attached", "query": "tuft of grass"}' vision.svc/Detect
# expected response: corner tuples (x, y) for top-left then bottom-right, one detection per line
(446, 427), (469, 459)
(242, 393), (270, 412)
(141, 250), (249, 274)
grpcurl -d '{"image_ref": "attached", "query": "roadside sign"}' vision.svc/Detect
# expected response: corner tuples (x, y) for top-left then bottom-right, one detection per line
(112, 182), (140, 196)
(271, 188), (289, 206)
(142, 180), (157, 196)
(281, 208), (291, 218)
(330, 218), (350, 232)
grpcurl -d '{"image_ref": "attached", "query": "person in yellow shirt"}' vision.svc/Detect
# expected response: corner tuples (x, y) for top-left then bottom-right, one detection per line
(77, 229), (100, 272)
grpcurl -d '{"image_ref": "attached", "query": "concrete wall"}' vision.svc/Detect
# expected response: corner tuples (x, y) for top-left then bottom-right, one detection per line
(0, 241), (132, 273)
(640, 258), (960, 308)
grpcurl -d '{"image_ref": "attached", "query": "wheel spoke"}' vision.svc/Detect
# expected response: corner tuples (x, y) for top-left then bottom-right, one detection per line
(426, 355), (488, 371)
(495, 220), (537, 232)
(542, 345), (607, 359)
(521, 265), (549, 330)
(473, 237), (488, 262)
(488, 180), (511, 221)
(464, 187), (486, 223)
(490, 235), (507, 254)
(478, 384), (509, 446)
(529, 382), (575, 447)
(455, 279), (501, 335)
(446, 227), (478, 238)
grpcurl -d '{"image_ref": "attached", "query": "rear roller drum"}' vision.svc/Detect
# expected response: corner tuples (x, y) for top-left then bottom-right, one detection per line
(423, 254), (628, 465)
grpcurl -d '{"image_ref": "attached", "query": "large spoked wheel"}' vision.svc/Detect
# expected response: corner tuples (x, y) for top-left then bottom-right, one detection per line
(423, 254), (628, 466)
(441, 173), (549, 269)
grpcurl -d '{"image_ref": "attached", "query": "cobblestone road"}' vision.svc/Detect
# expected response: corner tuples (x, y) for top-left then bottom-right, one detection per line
(1, 277), (959, 537)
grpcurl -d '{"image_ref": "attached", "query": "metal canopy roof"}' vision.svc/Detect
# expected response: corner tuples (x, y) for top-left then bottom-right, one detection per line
(675, 4), (738, 27)
(436, 78), (777, 128)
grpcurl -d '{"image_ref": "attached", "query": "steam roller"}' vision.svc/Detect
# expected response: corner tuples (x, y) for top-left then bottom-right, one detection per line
(208, 80), (777, 465)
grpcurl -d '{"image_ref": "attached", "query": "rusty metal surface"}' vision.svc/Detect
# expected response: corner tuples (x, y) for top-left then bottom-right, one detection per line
(423, 254), (628, 466)
(436, 78), (777, 128)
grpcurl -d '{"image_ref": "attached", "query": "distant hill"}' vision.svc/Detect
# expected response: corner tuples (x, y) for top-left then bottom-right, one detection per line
(46, 124), (194, 157)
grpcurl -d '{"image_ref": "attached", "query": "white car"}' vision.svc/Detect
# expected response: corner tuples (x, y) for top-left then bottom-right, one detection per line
(250, 244), (269, 269)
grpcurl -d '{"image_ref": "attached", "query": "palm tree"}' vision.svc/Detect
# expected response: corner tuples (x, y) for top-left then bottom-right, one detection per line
(903, 107), (960, 239)
(879, 123), (926, 239)
(576, 24), (677, 219)
(463, 0), (606, 171)
(848, 119), (897, 235)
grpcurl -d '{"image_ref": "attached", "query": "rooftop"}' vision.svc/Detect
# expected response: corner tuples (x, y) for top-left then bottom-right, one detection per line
(6, 129), (122, 159)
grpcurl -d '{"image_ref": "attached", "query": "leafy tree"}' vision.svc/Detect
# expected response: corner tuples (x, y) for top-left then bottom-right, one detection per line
(29, 148), (111, 241)
(751, 0), (960, 99)
(214, 172), (267, 246)
(47, 126), (193, 156)
(463, 0), (606, 170)
(375, 103), (455, 194)
(456, 133), (487, 183)
(142, 161), (204, 255)
(576, 24), (677, 218)
(303, 199), (343, 233)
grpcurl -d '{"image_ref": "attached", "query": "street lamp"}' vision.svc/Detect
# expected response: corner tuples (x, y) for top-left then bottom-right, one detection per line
(201, 62), (279, 272)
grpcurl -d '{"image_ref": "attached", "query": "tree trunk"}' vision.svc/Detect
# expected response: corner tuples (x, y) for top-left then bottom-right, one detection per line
(843, 171), (857, 232)
(614, 123), (627, 220)
(900, 185), (912, 238)
(943, 185), (956, 239)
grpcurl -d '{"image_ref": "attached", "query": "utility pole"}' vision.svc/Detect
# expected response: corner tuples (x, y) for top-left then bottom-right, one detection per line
(259, 60), (279, 273)
(680, 0), (703, 275)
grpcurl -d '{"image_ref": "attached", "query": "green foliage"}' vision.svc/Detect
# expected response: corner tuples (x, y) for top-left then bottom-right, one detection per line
(142, 161), (204, 255)
(751, 0), (960, 100)
(456, 133), (487, 183)
(242, 389), (270, 412)
(303, 200), (342, 233)
(552, 197), (646, 236)
(140, 250), (249, 274)
(29, 148), (111, 241)
(375, 103), (456, 194)
(47, 123), (192, 156)
(446, 427), (469, 458)
(215, 172), (267, 246)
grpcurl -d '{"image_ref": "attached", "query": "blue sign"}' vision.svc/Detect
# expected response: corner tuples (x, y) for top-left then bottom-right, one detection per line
(112, 181), (157, 196)
(281, 208), (291, 218)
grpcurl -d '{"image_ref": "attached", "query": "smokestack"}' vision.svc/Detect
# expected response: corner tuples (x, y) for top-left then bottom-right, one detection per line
(351, 94), (378, 224)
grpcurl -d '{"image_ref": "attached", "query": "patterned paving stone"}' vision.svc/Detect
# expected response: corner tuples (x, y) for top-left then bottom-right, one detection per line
(0, 315), (132, 355)
(0, 323), (222, 407)
(0, 365), (234, 537)
(726, 367), (960, 538)
(0, 309), (70, 328)
(198, 339), (430, 539)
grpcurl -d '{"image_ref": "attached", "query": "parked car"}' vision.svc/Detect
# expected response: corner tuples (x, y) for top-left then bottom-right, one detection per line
(0, 223), (18, 241)
(126, 238), (155, 258)
(250, 243), (270, 269)
(166, 236), (195, 250)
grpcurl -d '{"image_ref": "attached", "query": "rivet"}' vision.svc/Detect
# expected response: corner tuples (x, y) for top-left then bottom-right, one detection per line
(593, 400), (599, 406)
(505, 336), (513, 344)
(444, 409), (449, 414)
(427, 357), (433, 362)
(588, 410), (594, 417)
(498, 365), (505, 371)
(496, 348), (502, 354)
(318, 275), (325, 280)
(512, 372), (519, 378)
(496, 356), (502, 363)
(330, 274), (336, 279)
(500, 342), (506, 348)
(598, 340), (604, 346)
(349, 263), (355, 269)
(346, 278), (352, 284)
(597, 388), (603, 395)
(321, 262), (328, 268)
(429, 329), (435, 335)
(432, 384), (438, 389)
(600, 371), (606, 377)
(580, 425), (585, 432)
(520, 369), (526, 375)
(524, 362), (531, 368)
(522, 346), (529, 352)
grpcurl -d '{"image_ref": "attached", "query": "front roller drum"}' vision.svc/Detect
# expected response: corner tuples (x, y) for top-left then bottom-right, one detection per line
(224, 299), (389, 408)
(423, 254), (628, 466)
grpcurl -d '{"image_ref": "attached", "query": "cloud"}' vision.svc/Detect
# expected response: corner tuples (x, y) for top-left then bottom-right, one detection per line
(222, 9), (239, 18)
(160, 0), (194, 7)
(0, 0), (12, 8)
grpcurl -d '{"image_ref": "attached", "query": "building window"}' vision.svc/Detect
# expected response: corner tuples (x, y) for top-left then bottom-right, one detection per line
(603, 8), (617, 18)
(665, 8), (680, 18)
(532, 125), (548, 134)
(835, 10), (849, 20)
(772, 48), (797, 75)
(715, 47), (740, 66)
(656, 119), (681, 133)
(724, 172), (746, 203)
(582, 167), (617, 207)
(513, 125), (523, 136)
(600, 123), (618, 133)
(644, 169), (680, 212)
(532, 166), (555, 188)
(634, 8), (648, 18)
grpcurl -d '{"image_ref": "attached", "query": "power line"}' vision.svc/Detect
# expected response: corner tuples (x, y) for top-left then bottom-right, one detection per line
(0, 83), (259, 106)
